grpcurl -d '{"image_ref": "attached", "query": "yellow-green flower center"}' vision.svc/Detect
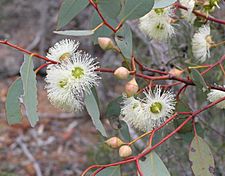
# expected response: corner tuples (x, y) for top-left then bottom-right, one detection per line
(154, 8), (164, 15)
(72, 67), (84, 79)
(132, 103), (138, 110)
(59, 52), (71, 61)
(156, 23), (164, 30)
(150, 102), (162, 114)
(58, 79), (68, 88)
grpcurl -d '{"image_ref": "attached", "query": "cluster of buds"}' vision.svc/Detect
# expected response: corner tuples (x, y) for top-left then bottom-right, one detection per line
(105, 137), (133, 158)
(98, 37), (139, 97)
(114, 67), (139, 97)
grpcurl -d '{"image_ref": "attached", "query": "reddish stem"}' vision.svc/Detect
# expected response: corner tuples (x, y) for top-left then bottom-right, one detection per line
(176, 84), (188, 100)
(0, 40), (58, 64)
(92, 167), (106, 176)
(134, 58), (168, 75)
(89, 0), (117, 33)
(175, 3), (225, 25)
(201, 55), (225, 75)
(192, 120), (197, 137)
(35, 62), (52, 74)
(136, 159), (143, 176)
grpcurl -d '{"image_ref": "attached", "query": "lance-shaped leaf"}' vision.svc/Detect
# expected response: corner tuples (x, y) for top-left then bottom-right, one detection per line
(20, 54), (39, 127)
(6, 78), (23, 125)
(139, 151), (171, 176)
(96, 166), (121, 176)
(153, 0), (177, 9)
(57, 0), (89, 29)
(98, 0), (121, 19)
(115, 24), (132, 59)
(54, 30), (94, 37)
(84, 89), (107, 137)
(119, 0), (154, 20)
(189, 136), (215, 176)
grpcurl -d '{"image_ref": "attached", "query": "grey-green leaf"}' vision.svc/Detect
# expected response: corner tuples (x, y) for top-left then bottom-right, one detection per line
(54, 30), (94, 36)
(139, 151), (171, 176)
(6, 78), (23, 125)
(119, 0), (154, 20)
(153, 0), (177, 9)
(115, 24), (132, 59)
(189, 136), (215, 176)
(96, 166), (121, 176)
(190, 69), (208, 92)
(57, 0), (89, 29)
(98, 0), (121, 19)
(20, 54), (39, 127)
(84, 90), (107, 137)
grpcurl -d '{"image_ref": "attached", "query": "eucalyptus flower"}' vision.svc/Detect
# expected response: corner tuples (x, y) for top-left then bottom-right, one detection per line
(142, 86), (176, 131)
(192, 25), (213, 63)
(139, 8), (175, 41)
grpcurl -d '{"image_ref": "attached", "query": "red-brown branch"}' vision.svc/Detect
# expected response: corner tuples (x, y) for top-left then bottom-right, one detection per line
(175, 3), (225, 25)
(89, 0), (118, 33)
(0, 40), (58, 64)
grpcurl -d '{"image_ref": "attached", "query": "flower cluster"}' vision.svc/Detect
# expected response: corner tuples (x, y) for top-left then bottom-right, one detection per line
(45, 39), (100, 112)
(138, 3), (220, 63)
(121, 86), (176, 132)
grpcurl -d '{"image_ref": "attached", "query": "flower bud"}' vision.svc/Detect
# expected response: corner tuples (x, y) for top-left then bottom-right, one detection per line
(98, 37), (115, 50)
(125, 78), (139, 97)
(119, 145), (132, 158)
(114, 67), (130, 80)
(169, 68), (184, 77)
(105, 137), (124, 149)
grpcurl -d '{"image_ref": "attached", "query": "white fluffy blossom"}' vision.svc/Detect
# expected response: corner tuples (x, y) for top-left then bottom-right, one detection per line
(180, 0), (196, 23)
(121, 86), (176, 132)
(45, 66), (83, 112)
(121, 96), (147, 131)
(139, 8), (175, 41)
(192, 25), (213, 63)
(207, 87), (225, 109)
(142, 86), (176, 131)
(45, 39), (100, 112)
(60, 52), (100, 94)
(46, 39), (79, 62)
